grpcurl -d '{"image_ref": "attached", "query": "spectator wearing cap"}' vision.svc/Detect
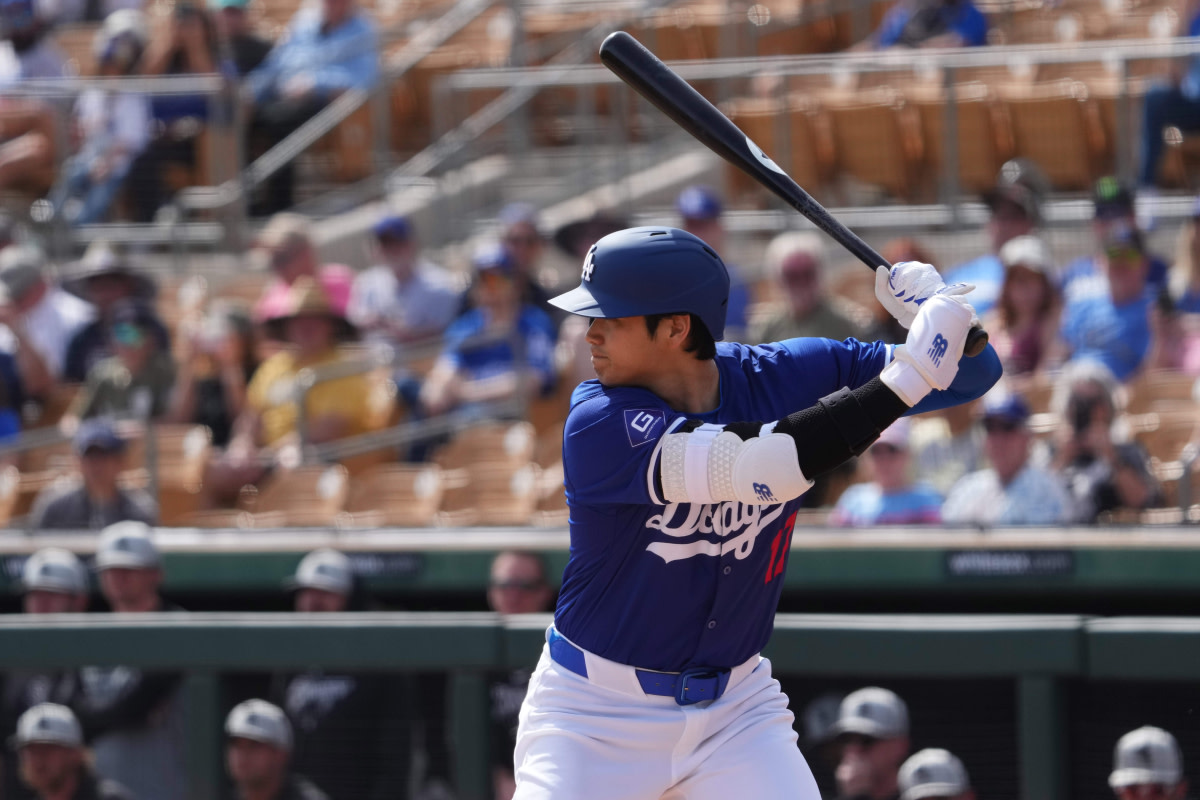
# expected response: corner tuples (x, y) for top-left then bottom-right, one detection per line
(62, 241), (169, 383)
(1058, 223), (1158, 383)
(166, 300), (260, 447)
(1061, 178), (1170, 304)
(346, 214), (458, 347)
(73, 521), (187, 800)
(420, 242), (557, 418)
(226, 699), (329, 800)
(0, 245), (93, 398)
(857, 0), (988, 49)
(209, 276), (379, 503)
(829, 687), (910, 800)
(268, 550), (410, 800)
(898, 749), (974, 800)
(211, 0), (273, 74)
(830, 420), (943, 527)
(0, 550), (91, 800)
(486, 551), (553, 800)
(49, 10), (151, 226)
(1110, 726), (1188, 800)
(675, 185), (751, 341)
(0, 0), (65, 80)
(12, 703), (134, 800)
(64, 298), (176, 425)
(460, 204), (563, 326)
(29, 419), (157, 530)
(985, 235), (1064, 378)
(1050, 359), (1162, 522)
(748, 231), (871, 345)
(944, 158), (1047, 316)
(942, 390), (1073, 526)
(242, 0), (379, 214)
(252, 214), (354, 340)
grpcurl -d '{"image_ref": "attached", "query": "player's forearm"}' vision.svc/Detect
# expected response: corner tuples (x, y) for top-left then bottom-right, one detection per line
(909, 343), (1002, 415)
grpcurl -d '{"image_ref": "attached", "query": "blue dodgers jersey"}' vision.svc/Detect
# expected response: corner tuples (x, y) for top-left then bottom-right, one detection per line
(554, 337), (891, 672)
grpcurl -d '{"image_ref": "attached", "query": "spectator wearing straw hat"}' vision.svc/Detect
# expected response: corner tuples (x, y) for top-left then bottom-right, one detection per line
(71, 521), (186, 800)
(62, 242), (168, 384)
(898, 749), (974, 800)
(0, 550), (91, 800)
(225, 699), (330, 800)
(29, 419), (157, 530)
(12, 703), (134, 800)
(269, 550), (410, 800)
(420, 242), (557, 418)
(1110, 726), (1188, 800)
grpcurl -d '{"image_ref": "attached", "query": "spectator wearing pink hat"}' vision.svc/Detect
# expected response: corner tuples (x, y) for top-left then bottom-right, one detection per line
(829, 419), (943, 527)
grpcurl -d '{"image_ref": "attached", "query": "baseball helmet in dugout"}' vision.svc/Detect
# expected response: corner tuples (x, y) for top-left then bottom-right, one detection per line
(549, 226), (731, 341)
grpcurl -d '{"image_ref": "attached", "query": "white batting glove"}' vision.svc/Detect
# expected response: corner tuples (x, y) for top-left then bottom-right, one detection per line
(881, 293), (975, 406)
(875, 262), (976, 330)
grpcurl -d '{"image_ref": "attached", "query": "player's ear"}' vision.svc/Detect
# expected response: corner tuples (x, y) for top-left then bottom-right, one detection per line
(664, 313), (691, 346)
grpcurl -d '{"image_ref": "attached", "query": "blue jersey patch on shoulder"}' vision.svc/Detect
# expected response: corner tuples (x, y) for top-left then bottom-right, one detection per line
(624, 409), (666, 447)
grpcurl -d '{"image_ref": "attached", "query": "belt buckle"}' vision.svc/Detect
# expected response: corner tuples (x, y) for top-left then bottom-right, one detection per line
(674, 667), (721, 706)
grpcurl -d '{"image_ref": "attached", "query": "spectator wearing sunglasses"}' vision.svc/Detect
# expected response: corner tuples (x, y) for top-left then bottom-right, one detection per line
(64, 299), (175, 425)
(1059, 222), (1157, 382)
(460, 204), (563, 326)
(748, 231), (871, 346)
(829, 419), (943, 527)
(942, 390), (1073, 526)
(486, 551), (553, 800)
(828, 687), (910, 800)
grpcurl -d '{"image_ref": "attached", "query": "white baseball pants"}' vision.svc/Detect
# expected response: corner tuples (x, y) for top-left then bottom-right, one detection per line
(512, 634), (820, 800)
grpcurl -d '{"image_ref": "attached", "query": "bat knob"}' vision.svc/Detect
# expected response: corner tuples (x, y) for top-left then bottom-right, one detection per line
(965, 326), (989, 358)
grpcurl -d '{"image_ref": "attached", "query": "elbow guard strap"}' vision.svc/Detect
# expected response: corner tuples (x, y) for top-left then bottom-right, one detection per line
(659, 423), (813, 506)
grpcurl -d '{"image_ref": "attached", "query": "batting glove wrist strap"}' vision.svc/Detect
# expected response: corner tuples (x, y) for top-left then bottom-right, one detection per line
(881, 294), (974, 406)
(875, 262), (976, 330)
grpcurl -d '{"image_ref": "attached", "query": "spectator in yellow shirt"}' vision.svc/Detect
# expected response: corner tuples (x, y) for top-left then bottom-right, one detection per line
(205, 273), (376, 504)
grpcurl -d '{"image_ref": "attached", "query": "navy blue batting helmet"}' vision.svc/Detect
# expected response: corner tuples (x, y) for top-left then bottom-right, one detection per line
(548, 227), (730, 341)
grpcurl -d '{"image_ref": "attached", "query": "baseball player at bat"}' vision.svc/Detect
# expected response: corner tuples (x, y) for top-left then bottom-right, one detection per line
(513, 227), (1001, 799)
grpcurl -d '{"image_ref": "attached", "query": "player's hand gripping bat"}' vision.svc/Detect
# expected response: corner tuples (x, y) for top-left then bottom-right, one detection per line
(598, 30), (988, 357)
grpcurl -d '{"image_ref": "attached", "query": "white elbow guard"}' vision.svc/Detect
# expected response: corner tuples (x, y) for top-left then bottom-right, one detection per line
(658, 424), (813, 505)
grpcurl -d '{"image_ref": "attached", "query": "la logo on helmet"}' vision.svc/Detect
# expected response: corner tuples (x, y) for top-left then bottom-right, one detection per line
(581, 246), (597, 282)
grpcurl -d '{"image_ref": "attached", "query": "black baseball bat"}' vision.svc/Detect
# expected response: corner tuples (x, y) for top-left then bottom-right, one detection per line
(598, 30), (988, 357)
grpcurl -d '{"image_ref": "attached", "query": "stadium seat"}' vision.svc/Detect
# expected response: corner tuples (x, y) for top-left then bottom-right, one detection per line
(436, 463), (542, 526)
(722, 94), (834, 205)
(996, 79), (1108, 190)
(0, 465), (20, 527)
(431, 420), (536, 470)
(339, 463), (445, 527)
(186, 464), (350, 528)
(822, 87), (923, 202)
(1125, 371), (1198, 414)
(907, 81), (1015, 197)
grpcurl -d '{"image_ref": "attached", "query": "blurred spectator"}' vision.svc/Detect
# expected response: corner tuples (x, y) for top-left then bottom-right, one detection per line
(166, 300), (259, 447)
(1061, 179), (1168, 302)
(898, 749), (974, 800)
(1050, 360), (1162, 522)
(828, 687), (910, 800)
(271, 549), (409, 800)
(0, 245), (94, 397)
(208, 275), (374, 502)
(243, 0), (379, 214)
(30, 419), (157, 529)
(1059, 225), (1157, 382)
(73, 521), (186, 800)
(859, 0), (988, 49)
(0, 0), (66, 81)
(829, 419), (942, 526)
(211, 0), (272, 74)
(1137, 0), (1200, 196)
(942, 391), (1073, 526)
(62, 241), (169, 383)
(487, 551), (553, 800)
(226, 699), (330, 800)
(1109, 726), (1187, 800)
(346, 214), (458, 346)
(675, 185), (750, 341)
(13, 703), (134, 800)
(911, 400), (984, 496)
(252, 214), (353, 334)
(1171, 198), (1200, 311)
(944, 159), (1047, 315)
(986, 235), (1064, 377)
(65, 299), (176, 423)
(50, 10), (151, 226)
(748, 231), (870, 344)
(420, 242), (556, 418)
(1, 550), (91, 800)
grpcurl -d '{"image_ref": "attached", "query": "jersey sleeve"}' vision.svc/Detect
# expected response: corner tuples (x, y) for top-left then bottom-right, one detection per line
(562, 385), (682, 507)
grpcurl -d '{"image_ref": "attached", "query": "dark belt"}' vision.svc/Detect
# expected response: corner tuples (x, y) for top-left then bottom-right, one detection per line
(548, 627), (731, 706)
